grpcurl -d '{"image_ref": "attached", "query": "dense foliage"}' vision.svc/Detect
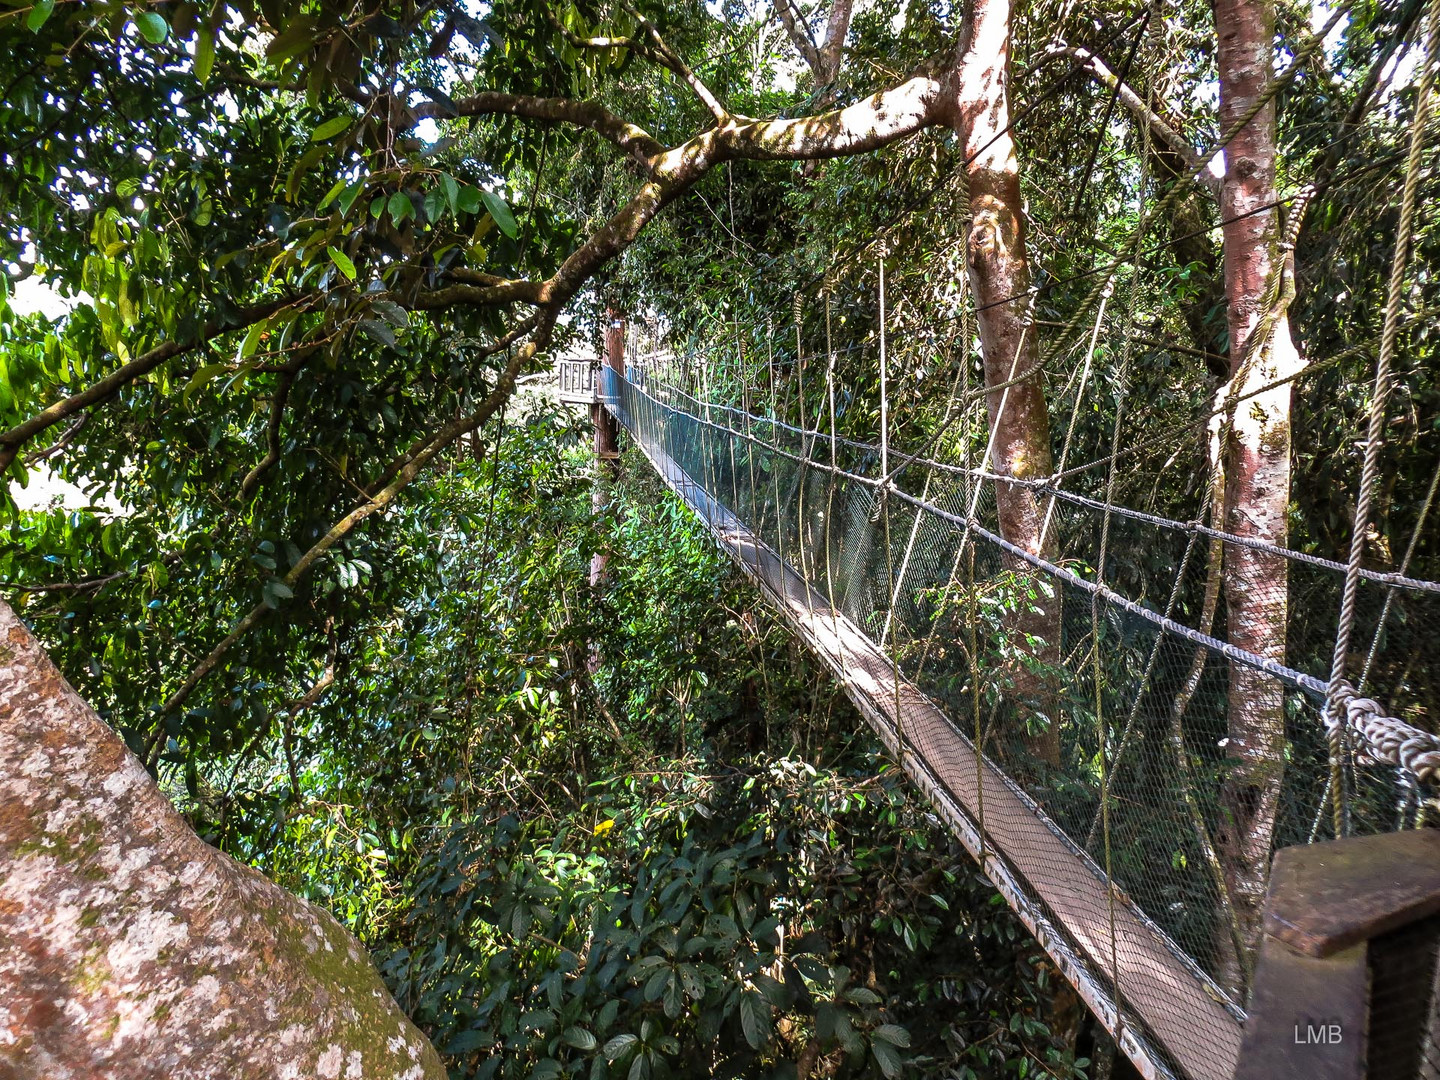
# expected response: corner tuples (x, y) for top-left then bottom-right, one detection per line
(167, 409), (1089, 1078)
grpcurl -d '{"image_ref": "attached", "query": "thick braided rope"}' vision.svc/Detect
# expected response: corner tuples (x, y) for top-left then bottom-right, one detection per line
(1324, 0), (1440, 815)
(1324, 682), (1440, 784)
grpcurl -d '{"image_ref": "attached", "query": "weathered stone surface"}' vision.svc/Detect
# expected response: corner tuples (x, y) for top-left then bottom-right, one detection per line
(0, 601), (446, 1080)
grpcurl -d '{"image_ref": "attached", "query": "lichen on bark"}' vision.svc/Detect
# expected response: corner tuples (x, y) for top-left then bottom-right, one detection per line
(0, 601), (446, 1080)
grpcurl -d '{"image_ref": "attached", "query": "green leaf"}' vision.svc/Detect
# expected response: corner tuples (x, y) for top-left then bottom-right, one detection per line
(327, 246), (356, 281)
(445, 1030), (488, 1054)
(739, 989), (770, 1050)
(357, 319), (396, 347)
(317, 180), (346, 211)
(481, 189), (518, 238)
(310, 115), (352, 142)
(135, 11), (169, 43)
(262, 578), (294, 608)
(873, 1024), (911, 1048)
(423, 188), (446, 223)
(602, 1034), (637, 1062)
(870, 1038), (903, 1079)
(562, 1026), (598, 1051)
(337, 181), (367, 217)
(195, 26), (215, 82)
(442, 174), (460, 215)
(369, 299), (408, 327)
(237, 319), (266, 362)
(26, 0), (54, 32)
(266, 15), (317, 60)
(388, 190), (413, 224)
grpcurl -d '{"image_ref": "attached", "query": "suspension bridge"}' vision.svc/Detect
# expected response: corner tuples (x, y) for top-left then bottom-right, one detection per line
(553, 340), (1440, 1080)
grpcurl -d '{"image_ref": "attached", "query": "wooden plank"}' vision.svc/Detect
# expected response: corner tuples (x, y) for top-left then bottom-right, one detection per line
(623, 422), (1245, 1080)
(1263, 829), (1440, 957)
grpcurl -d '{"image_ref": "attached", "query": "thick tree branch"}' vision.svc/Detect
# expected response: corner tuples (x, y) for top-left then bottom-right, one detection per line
(817, 0), (853, 85)
(21, 412), (87, 466)
(773, 0), (852, 95)
(423, 92), (664, 170)
(773, 0), (823, 74)
(154, 322), (553, 719)
(542, 3), (730, 124)
(711, 74), (942, 159)
(618, 0), (733, 125)
(240, 357), (304, 500)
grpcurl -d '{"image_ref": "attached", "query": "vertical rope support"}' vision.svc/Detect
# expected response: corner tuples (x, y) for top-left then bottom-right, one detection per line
(768, 319), (785, 572)
(795, 292), (812, 587)
(964, 328), (987, 860)
(740, 321), (762, 584)
(825, 286), (840, 628)
(1359, 457), (1440, 691)
(878, 253), (908, 767)
(1324, 0), (1440, 835)
(1086, 58), (1162, 1040)
(879, 258), (890, 480)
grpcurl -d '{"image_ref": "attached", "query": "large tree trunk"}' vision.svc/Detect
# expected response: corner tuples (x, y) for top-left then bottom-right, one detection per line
(589, 309), (626, 590)
(951, 0), (1061, 765)
(1212, 0), (1301, 991)
(0, 602), (446, 1080)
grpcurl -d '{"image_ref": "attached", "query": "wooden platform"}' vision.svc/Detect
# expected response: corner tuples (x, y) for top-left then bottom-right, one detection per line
(619, 412), (1245, 1080)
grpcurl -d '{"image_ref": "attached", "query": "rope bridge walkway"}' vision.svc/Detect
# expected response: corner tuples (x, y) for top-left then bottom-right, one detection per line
(569, 356), (1440, 1080)
(547, 10), (1440, 1073)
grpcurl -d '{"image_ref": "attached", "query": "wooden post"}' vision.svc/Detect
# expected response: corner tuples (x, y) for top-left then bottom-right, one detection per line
(590, 308), (625, 589)
(1234, 829), (1440, 1080)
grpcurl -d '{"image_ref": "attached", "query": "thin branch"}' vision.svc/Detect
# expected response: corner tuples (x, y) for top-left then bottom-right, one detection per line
(152, 323), (553, 720)
(21, 412), (88, 466)
(0, 294), (310, 472)
(773, 0), (823, 74)
(618, 0), (733, 124)
(422, 91), (664, 170)
(1044, 44), (1222, 200)
(240, 358), (304, 500)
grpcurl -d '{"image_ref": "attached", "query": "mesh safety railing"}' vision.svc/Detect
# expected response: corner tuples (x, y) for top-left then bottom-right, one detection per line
(600, 360), (1440, 1080)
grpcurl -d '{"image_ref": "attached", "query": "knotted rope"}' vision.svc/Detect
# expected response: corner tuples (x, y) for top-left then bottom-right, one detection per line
(1323, 682), (1440, 785)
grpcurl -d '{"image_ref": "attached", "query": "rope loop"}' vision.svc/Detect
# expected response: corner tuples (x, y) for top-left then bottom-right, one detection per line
(1324, 680), (1440, 785)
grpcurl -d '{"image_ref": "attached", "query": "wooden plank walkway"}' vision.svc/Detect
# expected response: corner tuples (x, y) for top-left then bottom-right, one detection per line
(621, 416), (1245, 1080)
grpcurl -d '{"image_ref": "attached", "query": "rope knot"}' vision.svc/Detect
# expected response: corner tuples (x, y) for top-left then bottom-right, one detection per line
(1325, 679), (1440, 783)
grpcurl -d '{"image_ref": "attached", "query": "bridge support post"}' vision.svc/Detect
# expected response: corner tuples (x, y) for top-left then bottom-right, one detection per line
(590, 309), (625, 589)
(1233, 828), (1440, 1080)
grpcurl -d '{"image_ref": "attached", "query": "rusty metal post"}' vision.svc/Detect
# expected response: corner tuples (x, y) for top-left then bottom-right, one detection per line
(1234, 829), (1440, 1080)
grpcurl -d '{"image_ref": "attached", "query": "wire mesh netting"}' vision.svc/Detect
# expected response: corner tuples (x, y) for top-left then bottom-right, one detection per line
(599, 345), (1440, 1080)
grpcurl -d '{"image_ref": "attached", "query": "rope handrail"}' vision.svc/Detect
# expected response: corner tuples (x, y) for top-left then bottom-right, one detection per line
(622, 364), (1440, 596)
(609, 368), (1330, 697)
(609, 368), (1440, 790)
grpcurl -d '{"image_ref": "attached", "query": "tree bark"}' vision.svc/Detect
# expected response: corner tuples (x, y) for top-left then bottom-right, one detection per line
(951, 0), (1062, 765)
(1212, 0), (1301, 991)
(590, 309), (626, 590)
(0, 601), (446, 1080)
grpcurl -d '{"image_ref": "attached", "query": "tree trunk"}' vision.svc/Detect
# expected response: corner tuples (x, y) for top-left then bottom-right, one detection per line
(951, 0), (1062, 765)
(0, 601), (445, 1080)
(1213, 0), (1301, 990)
(589, 309), (626, 590)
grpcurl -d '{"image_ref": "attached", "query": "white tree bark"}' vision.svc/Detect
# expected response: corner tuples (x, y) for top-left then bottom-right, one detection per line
(0, 601), (446, 1080)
